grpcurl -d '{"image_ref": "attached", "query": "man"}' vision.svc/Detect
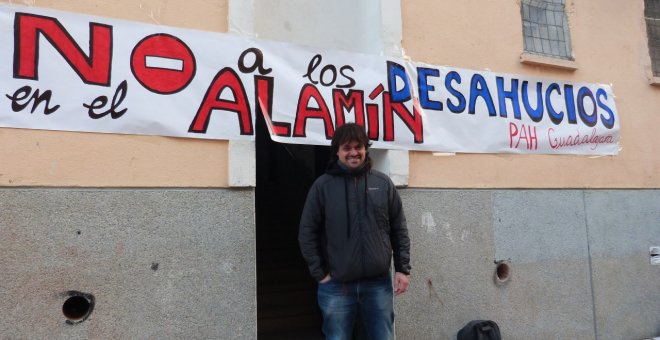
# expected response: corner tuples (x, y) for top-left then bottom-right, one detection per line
(299, 123), (411, 340)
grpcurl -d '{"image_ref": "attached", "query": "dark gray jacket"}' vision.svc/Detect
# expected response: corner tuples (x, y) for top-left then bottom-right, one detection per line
(298, 162), (411, 282)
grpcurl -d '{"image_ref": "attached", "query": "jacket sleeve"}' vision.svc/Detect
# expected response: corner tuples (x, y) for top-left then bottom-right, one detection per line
(388, 180), (411, 275)
(298, 181), (327, 282)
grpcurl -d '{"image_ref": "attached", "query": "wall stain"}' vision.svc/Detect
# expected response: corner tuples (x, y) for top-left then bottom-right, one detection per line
(427, 279), (443, 306)
(421, 212), (436, 233)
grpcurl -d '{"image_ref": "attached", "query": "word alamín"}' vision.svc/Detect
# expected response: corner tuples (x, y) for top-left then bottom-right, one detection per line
(12, 12), (424, 143)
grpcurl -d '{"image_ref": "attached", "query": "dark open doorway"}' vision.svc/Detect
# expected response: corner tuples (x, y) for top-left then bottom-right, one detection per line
(255, 112), (329, 339)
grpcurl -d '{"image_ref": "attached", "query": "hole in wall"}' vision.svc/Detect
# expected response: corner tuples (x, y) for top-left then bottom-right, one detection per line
(494, 260), (512, 285)
(62, 291), (95, 324)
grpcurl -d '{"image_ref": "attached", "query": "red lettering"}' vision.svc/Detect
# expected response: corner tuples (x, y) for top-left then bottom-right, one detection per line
(509, 122), (519, 148)
(293, 84), (334, 139)
(131, 33), (196, 94)
(366, 104), (380, 141)
(383, 93), (423, 143)
(548, 128), (558, 149)
(548, 127), (615, 150)
(255, 75), (290, 137)
(528, 125), (538, 150)
(510, 122), (538, 150)
(14, 13), (112, 86)
(332, 89), (365, 127)
(188, 68), (252, 135)
(517, 124), (527, 148)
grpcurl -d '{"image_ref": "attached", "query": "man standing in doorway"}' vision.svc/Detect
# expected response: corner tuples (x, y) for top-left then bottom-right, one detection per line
(299, 123), (411, 340)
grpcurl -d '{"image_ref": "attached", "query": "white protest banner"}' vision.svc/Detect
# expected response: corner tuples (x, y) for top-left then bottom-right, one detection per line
(0, 3), (620, 155)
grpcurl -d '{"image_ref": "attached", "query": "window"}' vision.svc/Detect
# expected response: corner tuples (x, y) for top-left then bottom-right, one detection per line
(521, 0), (573, 60)
(645, 0), (660, 77)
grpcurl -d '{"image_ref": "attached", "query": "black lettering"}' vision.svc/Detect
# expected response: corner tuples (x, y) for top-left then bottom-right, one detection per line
(303, 54), (356, 88)
(320, 64), (337, 86)
(302, 54), (322, 85)
(5, 85), (60, 114)
(338, 65), (356, 88)
(83, 80), (128, 119)
(238, 47), (272, 75)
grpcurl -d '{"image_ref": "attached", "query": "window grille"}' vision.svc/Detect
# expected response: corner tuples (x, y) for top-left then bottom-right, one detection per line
(521, 0), (573, 60)
(645, 0), (660, 76)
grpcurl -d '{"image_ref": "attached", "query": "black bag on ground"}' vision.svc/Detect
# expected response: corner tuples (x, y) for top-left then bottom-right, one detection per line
(457, 320), (501, 340)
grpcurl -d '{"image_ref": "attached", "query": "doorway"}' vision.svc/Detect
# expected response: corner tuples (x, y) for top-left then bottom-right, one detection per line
(255, 113), (329, 339)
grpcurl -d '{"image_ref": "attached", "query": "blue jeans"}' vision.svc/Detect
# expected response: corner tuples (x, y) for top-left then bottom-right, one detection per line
(317, 273), (394, 340)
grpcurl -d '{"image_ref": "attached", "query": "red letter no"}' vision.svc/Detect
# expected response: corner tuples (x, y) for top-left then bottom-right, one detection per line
(131, 34), (196, 94)
(14, 12), (112, 86)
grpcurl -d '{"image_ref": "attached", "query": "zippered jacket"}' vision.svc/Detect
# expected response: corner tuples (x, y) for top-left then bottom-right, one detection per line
(298, 161), (411, 282)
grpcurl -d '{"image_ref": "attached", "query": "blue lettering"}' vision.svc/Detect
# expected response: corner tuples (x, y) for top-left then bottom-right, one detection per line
(564, 84), (577, 124)
(596, 88), (615, 129)
(445, 71), (466, 113)
(387, 61), (411, 103)
(577, 87), (597, 127)
(545, 83), (563, 125)
(417, 67), (442, 111)
(521, 81), (543, 122)
(468, 74), (496, 116)
(496, 77), (521, 119)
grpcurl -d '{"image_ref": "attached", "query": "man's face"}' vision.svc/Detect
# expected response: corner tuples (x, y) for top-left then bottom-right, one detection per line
(336, 140), (366, 170)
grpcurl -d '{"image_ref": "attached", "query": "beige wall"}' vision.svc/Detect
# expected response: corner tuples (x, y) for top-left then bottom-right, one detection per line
(403, 0), (660, 188)
(0, 0), (230, 187)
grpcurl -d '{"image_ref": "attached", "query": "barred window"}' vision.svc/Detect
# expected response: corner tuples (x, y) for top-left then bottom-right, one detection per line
(645, 0), (660, 76)
(521, 0), (573, 60)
